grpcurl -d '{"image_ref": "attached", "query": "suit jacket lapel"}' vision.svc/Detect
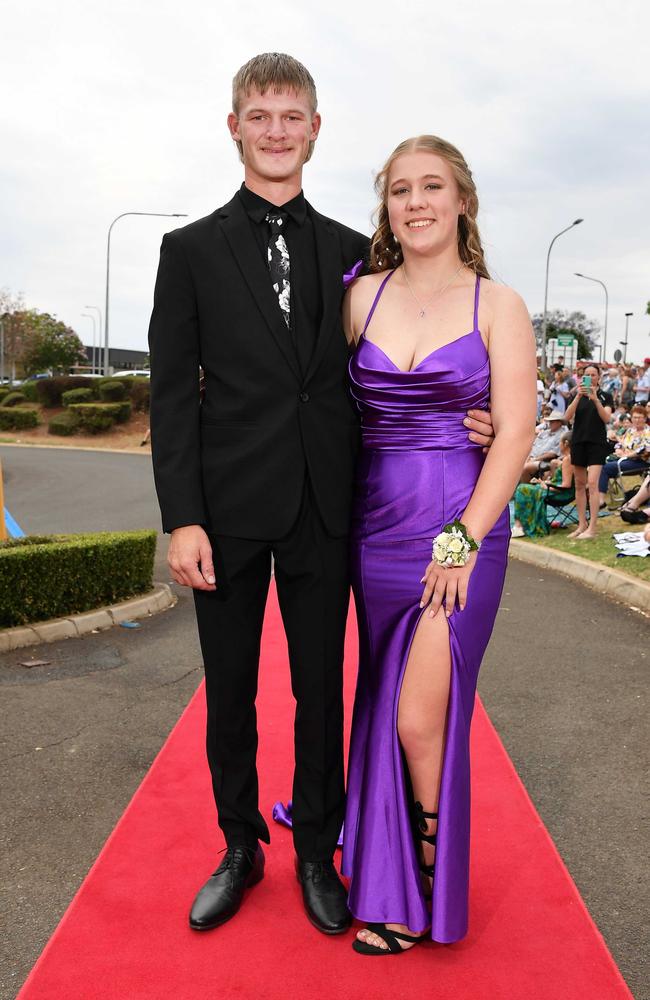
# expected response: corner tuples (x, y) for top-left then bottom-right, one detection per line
(304, 207), (343, 384)
(218, 195), (301, 382)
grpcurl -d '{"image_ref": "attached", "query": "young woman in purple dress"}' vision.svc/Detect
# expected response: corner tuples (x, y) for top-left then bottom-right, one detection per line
(341, 136), (537, 954)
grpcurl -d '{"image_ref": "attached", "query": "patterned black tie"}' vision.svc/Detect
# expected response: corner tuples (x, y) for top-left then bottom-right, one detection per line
(266, 210), (291, 329)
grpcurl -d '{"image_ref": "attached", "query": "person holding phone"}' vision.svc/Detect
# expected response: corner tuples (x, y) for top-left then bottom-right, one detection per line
(563, 364), (613, 539)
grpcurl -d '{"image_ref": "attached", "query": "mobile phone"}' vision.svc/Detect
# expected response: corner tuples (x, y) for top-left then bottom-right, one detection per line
(581, 375), (592, 388)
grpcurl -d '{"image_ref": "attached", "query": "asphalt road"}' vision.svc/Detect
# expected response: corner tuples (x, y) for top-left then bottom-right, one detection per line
(1, 444), (647, 1000)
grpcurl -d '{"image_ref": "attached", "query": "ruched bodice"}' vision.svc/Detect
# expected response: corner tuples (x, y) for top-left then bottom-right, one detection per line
(349, 327), (490, 451)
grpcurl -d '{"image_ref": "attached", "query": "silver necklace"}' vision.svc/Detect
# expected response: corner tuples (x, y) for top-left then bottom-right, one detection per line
(401, 263), (465, 318)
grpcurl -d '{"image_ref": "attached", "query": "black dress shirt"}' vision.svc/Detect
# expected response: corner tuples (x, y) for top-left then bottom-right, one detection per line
(238, 183), (322, 375)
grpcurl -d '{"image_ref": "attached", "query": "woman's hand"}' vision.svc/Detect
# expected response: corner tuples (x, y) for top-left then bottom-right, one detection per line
(419, 550), (478, 618)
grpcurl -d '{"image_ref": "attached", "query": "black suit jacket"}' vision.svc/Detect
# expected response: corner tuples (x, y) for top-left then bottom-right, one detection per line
(148, 193), (369, 538)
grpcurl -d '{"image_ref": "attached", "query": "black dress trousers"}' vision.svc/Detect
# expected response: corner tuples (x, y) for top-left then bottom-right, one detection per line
(192, 481), (350, 862)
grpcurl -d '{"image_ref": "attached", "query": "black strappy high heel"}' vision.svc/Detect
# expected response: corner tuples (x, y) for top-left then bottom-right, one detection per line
(352, 922), (429, 955)
(412, 800), (437, 898)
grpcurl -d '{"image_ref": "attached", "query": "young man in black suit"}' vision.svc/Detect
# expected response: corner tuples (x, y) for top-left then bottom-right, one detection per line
(148, 53), (494, 935)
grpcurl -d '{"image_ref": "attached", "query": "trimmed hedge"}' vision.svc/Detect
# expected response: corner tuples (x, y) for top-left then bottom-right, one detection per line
(0, 408), (39, 430)
(36, 376), (96, 407)
(19, 381), (39, 402)
(0, 387), (10, 402)
(98, 380), (126, 402)
(62, 387), (94, 406)
(0, 530), (157, 627)
(48, 410), (80, 436)
(68, 401), (131, 432)
(1, 391), (26, 407)
(128, 377), (150, 413)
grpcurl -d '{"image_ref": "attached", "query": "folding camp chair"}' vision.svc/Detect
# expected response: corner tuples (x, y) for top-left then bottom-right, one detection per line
(545, 482), (578, 529)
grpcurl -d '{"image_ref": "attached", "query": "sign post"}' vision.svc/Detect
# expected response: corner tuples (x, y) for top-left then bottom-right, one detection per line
(547, 335), (578, 369)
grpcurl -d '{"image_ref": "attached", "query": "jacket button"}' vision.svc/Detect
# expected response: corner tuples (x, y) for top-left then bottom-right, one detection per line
(299, 391), (310, 403)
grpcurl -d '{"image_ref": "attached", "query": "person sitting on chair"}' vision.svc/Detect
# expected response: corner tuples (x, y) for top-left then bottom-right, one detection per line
(512, 431), (573, 537)
(519, 410), (566, 483)
(598, 405), (650, 508)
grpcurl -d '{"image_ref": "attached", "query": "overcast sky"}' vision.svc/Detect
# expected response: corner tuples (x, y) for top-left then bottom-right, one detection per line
(2, 0), (648, 364)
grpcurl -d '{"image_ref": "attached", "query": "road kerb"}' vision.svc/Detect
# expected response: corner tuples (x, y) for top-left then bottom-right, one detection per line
(509, 539), (650, 613)
(0, 584), (176, 653)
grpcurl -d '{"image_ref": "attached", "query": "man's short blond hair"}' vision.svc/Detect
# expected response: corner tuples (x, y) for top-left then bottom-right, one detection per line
(231, 52), (318, 162)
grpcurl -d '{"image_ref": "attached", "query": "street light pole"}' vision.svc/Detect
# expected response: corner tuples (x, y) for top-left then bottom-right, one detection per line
(104, 212), (187, 377)
(541, 218), (583, 373)
(84, 305), (102, 373)
(620, 312), (633, 365)
(574, 272), (608, 363)
(81, 312), (96, 374)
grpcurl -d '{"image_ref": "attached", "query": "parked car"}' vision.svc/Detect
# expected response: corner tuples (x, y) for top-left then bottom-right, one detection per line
(112, 370), (150, 378)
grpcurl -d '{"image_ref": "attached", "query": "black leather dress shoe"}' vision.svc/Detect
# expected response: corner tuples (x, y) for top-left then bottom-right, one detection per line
(189, 845), (264, 930)
(296, 859), (351, 935)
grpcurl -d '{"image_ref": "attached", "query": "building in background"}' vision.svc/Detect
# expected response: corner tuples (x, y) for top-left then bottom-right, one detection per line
(74, 345), (149, 376)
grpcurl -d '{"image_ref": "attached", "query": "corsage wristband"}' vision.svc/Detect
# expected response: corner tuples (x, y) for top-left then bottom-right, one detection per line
(432, 520), (480, 568)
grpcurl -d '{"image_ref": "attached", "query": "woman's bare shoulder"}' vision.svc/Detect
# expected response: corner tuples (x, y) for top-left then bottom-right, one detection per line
(343, 271), (390, 341)
(480, 278), (529, 316)
(346, 271), (386, 298)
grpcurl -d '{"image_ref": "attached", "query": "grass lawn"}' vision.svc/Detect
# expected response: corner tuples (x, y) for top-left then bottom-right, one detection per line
(517, 508), (650, 582)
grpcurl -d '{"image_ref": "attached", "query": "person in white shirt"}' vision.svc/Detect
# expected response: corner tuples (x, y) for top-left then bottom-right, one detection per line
(548, 371), (570, 414)
(634, 361), (650, 404)
(519, 411), (566, 482)
(536, 376), (545, 419)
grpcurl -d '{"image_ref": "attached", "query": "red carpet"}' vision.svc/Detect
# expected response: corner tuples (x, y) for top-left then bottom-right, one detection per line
(18, 584), (632, 1000)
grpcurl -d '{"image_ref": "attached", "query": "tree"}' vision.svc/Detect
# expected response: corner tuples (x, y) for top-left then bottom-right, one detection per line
(19, 311), (87, 375)
(531, 309), (600, 361)
(0, 287), (26, 379)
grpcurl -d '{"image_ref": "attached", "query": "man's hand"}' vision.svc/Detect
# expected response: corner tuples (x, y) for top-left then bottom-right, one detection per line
(464, 408), (495, 453)
(168, 525), (216, 591)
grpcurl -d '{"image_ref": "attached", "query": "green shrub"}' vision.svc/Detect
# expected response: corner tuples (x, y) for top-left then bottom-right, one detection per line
(36, 376), (96, 408)
(1, 391), (26, 407)
(129, 377), (150, 412)
(98, 380), (126, 402)
(48, 410), (80, 436)
(0, 386), (10, 402)
(67, 401), (131, 432)
(0, 408), (39, 430)
(19, 381), (39, 402)
(114, 400), (131, 423)
(68, 405), (114, 433)
(62, 387), (94, 406)
(0, 530), (157, 627)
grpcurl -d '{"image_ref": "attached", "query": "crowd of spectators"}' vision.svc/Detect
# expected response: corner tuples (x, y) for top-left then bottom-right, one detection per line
(511, 356), (650, 540)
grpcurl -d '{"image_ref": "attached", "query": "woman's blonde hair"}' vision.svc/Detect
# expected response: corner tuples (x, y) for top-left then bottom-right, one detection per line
(369, 135), (489, 277)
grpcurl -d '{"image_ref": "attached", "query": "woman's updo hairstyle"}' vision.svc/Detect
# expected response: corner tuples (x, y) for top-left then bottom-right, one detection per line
(369, 135), (489, 278)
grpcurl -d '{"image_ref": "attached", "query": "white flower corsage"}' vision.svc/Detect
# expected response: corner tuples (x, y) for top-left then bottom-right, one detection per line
(432, 520), (480, 568)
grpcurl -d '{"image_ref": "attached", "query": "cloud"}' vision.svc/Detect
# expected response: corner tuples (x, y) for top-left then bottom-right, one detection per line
(1, 0), (648, 360)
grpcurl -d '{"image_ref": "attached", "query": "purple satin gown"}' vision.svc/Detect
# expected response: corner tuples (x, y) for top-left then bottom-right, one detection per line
(341, 270), (510, 943)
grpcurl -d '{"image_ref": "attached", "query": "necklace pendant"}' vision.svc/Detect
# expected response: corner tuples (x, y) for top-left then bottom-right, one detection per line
(419, 309), (425, 318)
